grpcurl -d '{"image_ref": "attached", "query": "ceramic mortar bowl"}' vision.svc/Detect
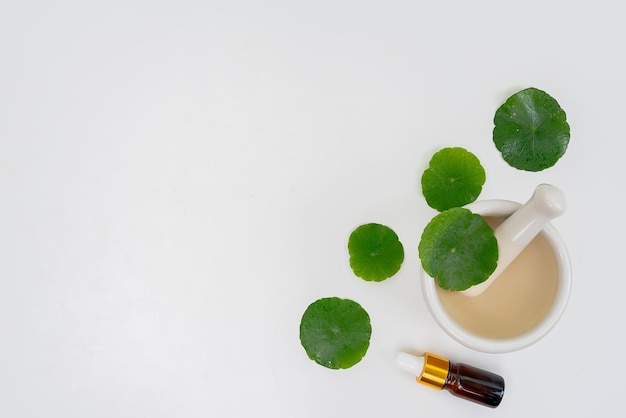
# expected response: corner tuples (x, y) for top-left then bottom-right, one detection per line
(420, 199), (572, 354)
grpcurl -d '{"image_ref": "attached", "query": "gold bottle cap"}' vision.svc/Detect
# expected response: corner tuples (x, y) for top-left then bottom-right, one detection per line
(418, 352), (450, 390)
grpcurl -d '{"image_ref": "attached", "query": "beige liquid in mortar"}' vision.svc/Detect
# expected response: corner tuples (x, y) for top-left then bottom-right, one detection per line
(435, 216), (559, 339)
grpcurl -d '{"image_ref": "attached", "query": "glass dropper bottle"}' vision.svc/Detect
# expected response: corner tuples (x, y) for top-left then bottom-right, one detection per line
(395, 352), (505, 408)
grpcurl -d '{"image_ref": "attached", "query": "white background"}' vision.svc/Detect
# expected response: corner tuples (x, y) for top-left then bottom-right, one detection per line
(1, 1), (624, 416)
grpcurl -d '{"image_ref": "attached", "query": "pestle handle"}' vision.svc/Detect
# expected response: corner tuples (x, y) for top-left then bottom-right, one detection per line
(462, 184), (566, 297)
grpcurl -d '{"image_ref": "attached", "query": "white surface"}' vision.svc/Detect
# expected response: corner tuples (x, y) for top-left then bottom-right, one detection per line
(1, 1), (624, 416)
(463, 184), (566, 297)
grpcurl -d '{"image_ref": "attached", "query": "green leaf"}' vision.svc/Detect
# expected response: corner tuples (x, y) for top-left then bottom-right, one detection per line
(299, 297), (372, 369)
(493, 87), (570, 172)
(348, 223), (404, 282)
(421, 147), (486, 212)
(418, 207), (498, 291)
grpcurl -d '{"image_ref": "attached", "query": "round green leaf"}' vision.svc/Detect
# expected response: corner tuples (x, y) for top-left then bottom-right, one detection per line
(493, 87), (570, 172)
(348, 223), (404, 282)
(418, 207), (498, 291)
(299, 297), (372, 369)
(421, 147), (486, 212)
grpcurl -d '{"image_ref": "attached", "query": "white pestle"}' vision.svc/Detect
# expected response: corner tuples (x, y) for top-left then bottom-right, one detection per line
(462, 184), (566, 297)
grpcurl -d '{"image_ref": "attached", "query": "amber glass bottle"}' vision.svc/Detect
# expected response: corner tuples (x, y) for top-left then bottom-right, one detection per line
(396, 352), (505, 408)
